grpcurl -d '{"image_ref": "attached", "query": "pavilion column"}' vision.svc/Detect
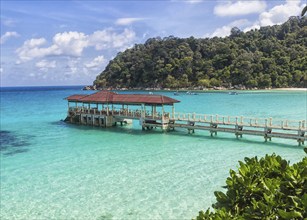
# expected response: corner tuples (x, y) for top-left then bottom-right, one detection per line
(162, 105), (165, 122)
(141, 104), (145, 118)
(67, 102), (70, 114)
(172, 104), (174, 119)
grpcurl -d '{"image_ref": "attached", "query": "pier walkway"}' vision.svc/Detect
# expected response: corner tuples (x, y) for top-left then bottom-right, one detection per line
(65, 91), (306, 145)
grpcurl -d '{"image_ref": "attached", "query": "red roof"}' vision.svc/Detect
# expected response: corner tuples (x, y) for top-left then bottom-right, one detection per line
(66, 91), (180, 105)
(79, 91), (116, 103)
(112, 94), (179, 105)
(65, 94), (87, 102)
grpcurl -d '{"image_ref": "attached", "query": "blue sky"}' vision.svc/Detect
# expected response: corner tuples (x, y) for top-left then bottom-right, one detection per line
(0, 0), (305, 86)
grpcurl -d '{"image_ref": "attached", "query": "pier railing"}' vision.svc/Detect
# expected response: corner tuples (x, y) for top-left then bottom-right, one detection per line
(68, 107), (169, 121)
(66, 107), (306, 144)
(172, 112), (306, 131)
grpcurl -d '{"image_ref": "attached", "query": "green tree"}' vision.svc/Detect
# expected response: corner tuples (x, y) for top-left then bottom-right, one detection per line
(94, 17), (307, 89)
(195, 154), (307, 220)
(198, 79), (210, 88)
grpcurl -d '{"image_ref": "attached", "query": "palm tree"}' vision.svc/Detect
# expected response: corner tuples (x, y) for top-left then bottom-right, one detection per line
(302, 5), (307, 16)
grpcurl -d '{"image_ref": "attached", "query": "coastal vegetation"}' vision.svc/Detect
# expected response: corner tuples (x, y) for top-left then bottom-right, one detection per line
(194, 153), (307, 220)
(94, 17), (306, 90)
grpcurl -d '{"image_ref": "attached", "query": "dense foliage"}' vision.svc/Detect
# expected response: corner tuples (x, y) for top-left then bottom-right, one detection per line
(195, 154), (307, 220)
(94, 17), (307, 89)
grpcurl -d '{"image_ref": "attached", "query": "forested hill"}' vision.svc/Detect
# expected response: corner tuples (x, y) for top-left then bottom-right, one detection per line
(94, 17), (307, 89)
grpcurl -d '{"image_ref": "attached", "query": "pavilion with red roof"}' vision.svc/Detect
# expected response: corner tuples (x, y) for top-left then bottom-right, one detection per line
(65, 90), (180, 129)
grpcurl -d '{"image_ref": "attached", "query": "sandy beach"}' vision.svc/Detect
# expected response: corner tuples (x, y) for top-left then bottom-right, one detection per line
(272, 88), (307, 91)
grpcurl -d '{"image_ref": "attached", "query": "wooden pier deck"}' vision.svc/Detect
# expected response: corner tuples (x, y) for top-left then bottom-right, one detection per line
(67, 107), (306, 145)
(65, 91), (306, 145)
(168, 112), (306, 144)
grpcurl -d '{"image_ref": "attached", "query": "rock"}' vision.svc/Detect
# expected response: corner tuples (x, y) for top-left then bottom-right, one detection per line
(82, 85), (98, 90)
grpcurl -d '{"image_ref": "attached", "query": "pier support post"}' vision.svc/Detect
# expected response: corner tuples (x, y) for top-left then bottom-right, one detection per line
(188, 129), (195, 134)
(297, 131), (305, 146)
(264, 128), (272, 142)
(210, 123), (217, 136)
(235, 125), (243, 138)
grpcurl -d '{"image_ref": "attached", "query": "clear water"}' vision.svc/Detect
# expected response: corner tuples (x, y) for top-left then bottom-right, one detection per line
(1, 87), (306, 220)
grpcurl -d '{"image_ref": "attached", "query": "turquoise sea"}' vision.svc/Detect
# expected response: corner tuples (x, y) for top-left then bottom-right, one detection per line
(1, 86), (306, 220)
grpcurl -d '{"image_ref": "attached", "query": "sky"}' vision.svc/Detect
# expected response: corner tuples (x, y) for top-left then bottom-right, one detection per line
(0, 0), (305, 87)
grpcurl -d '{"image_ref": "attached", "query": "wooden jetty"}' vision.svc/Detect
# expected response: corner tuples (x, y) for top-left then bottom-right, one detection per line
(65, 91), (306, 145)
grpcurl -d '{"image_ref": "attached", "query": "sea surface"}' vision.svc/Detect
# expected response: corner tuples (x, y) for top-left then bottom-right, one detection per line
(1, 86), (306, 220)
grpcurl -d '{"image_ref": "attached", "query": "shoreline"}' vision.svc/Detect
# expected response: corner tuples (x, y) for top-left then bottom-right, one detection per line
(83, 85), (307, 92)
(271, 88), (307, 91)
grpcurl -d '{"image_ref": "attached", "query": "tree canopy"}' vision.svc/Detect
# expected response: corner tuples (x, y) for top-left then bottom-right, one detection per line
(94, 17), (307, 89)
(195, 154), (307, 220)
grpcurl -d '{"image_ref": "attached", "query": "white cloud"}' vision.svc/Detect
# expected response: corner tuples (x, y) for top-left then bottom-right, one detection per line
(258, 0), (303, 26)
(65, 58), (81, 75)
(0, 31), (19, 44)
(16, 38), (55, 61)
(17, 32), (88, 61)
(85, 55), (105, 68)
(209, 19), (250, 37)
(16, 29), (136, 62)
(89, 28), (136, 50)
(52, 31), (89, 56)
(0, 67), (3, 74)
(209, 26), (232, 38)
(243, 0), (304, 32)
(214, 1), (267, 17)
(24, 38), (47, 48)
(35, 60), (56, 71)
(243, 23), (261, 32)
(115, 17), (145, 25)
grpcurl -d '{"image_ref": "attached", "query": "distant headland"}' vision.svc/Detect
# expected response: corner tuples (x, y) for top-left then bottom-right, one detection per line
(91, 17), (306, 91)
(82, 85), (307, 92)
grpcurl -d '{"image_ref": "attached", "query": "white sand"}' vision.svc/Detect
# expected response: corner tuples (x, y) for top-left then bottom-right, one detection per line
(272, 88), (307, 91)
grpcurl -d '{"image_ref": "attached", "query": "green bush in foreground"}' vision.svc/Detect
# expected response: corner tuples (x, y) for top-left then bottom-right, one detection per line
(195, 154), (307, 220)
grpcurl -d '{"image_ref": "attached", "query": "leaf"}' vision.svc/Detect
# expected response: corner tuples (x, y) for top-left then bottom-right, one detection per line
(263, 193), (272, 204)
(214, 191), (228, 204)
(277, 210), (303, 219)
(301, 167), (307, 178)
(288, 196), (299, 208)
(302, 194), (307, 209)
(280, 159), (288, 170)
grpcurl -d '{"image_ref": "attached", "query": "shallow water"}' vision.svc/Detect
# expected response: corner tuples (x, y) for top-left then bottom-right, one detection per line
(1, 87), (306, 219)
